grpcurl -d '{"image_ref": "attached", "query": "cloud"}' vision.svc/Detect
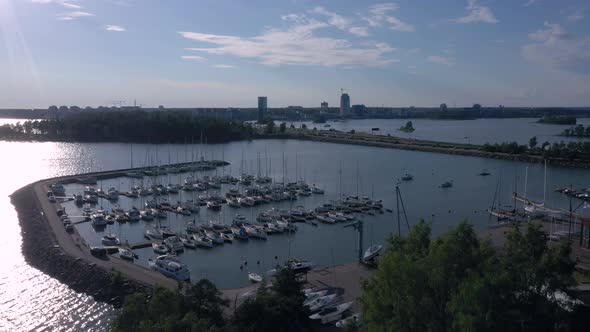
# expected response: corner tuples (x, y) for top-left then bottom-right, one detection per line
(362, 3), (415, 32)
(212, 64), (234, 69)
(181, 55), (207, 61)
(105, 25), (125, 32)
(308, 7), (370, 36)
(32, 0), (81, 9)
(567, 10), (585, 23)
(522, 21), (590, 74)
(178, 17), (396, 67)
(524, 0), (539, 7)
(428, 55), (455, 66)
(455, 0), (498, 24)
(62, 2), (81, 9)
(57, 11), (94, 20)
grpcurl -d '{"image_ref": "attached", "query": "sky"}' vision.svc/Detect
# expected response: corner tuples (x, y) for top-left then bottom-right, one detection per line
(0, 0), (589, 108)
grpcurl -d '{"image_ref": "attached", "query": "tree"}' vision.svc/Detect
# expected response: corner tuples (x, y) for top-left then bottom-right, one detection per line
(301, 123), (307, 130)
(472, 104), (482, 111)
(440, 103), (448, 111)
(231, 267), (310, 332)
(279, 122), (287, 134)
(361, 221), (577, 332)
(529, 136), (538, 149)
(265, 121), (276, 134)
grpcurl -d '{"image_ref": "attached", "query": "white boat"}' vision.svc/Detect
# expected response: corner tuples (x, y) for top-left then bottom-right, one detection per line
(101, 233), (121, 246)
(192, 234), (214, 248)
(145, 227), (164, 240)
(180, 236), (197, 249)
(152, 242), (169, 254)
(126, 208), (141, 222)
(148, 255), (190, 281)
(244, 226), (267, 240)
(166, 184), (180, 193)
(204, 230), (224, 244)
(227, 198), (241, 207)
(310, 302), (353, 324)
(311, 186), (325, 194)
(307, 294), (339, 312)
(317, 215), (335, 224)
(231, 227), (249, 240)
(140, 209), (155, 221)
(119, 248), (136, 261)
(126, 171), (144, 178)
(186, 221), (201, 234)
(335, 313), (361, 328)
(164, 236), (184, 253)
(238, 196), (255, 207)
(248, 272), (263, 283)
(363, 244), (383, 262)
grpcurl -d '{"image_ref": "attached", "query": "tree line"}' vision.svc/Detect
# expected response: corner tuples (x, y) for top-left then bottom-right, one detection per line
(561, 124), (590, 138)
(482, 136), (590, 161)
(0, 111), (255, 143)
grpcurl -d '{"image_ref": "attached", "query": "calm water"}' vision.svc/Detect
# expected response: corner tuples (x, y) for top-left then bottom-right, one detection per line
(286, 118), (590, 145)
(2, 138), (590, 331)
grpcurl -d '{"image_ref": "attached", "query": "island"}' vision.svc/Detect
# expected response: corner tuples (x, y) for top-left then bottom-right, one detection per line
(537, 115), (577, 125)
(398, 121), (415, 132)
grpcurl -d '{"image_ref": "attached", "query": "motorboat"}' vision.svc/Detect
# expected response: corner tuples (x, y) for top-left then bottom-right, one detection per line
(152, 242), (169, 254)
(148, 255), (190, 281)
(231, 227), (249, 240)
(478, 169), (491, 176)
(176, 206), (191, 216)
(401, 173), (414, 181)
(204, 230), (224, 245)
(161, 226), (177, 239)
(363, 244), (383, 262)
(233, 214), (249, 225)
(208, 220), (226, 230)
(439, 181), (453, 188)
(220, 232), (234, 243)
(243, 226), (267, 240)
(311, 186), (325, 194)
(125, 208), (141, 222)
(164, 236), (184, 253)
(107, 188), (119, 200)
(140, 209), (155, 221)
(238, 196), (255, 207)
(328, 213), (347, 223)
(336, 313), (362, 328)
(118, 248), (137, 261)
(248, 272), (263, 283)
(309, 302), (353, 324)
(186, 221), (201, 233)
(166, 184), (180, 193)
(101, 233), (121, 246)
(317, 215), (335, 224)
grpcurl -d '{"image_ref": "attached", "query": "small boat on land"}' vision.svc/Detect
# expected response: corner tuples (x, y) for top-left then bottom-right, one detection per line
(306, 294), (339, 313)
(309, 301), (353, 324)
(363, 244), (383, 262)
(248, 272), (263, 283)
(336, 313), (361, 328)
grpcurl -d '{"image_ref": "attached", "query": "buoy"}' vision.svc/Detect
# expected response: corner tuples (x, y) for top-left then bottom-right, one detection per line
(244, 261), (248, 266)
(274, 256), (278, 260)
(257, 260), (260, 265)
(239, 265), (243, 270)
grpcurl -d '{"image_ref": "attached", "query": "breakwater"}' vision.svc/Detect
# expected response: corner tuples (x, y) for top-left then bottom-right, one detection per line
(274, 131), (590, 169)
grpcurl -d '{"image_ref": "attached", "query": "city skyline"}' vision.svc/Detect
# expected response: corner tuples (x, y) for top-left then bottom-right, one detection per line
(1, 0), (590, 108)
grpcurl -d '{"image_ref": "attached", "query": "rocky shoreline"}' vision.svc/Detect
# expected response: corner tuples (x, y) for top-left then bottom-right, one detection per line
(11, 184), (151, 308)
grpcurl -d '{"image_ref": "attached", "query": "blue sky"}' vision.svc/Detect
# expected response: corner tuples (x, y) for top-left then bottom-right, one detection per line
(0, 0), (589, 108)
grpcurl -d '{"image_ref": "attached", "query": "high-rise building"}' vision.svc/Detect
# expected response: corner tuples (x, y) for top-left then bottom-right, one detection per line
(257, 96), (267, 122)
(340, 93), (350, 117)
(321, 101), (329, 109)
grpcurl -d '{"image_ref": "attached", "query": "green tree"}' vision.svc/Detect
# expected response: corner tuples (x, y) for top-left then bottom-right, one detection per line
(264, 121), (276, 134)
(279, 122), (287, 133)
(361, 221), (576, 332)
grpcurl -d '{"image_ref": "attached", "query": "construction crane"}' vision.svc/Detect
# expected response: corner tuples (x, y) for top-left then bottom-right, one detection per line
(343, 217), (364, 263)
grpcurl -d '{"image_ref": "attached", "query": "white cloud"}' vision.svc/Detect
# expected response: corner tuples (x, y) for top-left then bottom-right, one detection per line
(57, 11), (94, 20)
(428, 55), (455, 66)
(62, 2), (81, 9)
(178, 17), (396, 67)
(567, 10), (585, 23)
(105, 25), (125, 32)
(455, 0), (498, 24)
(309, 7), (370, 37)
(212, 64), (234, 69)
(348, 26), (370, 37)
(522, 22), (590, 75)
(181, 55), (207, 61)
(362, 3), (415, 32)
(524, 0), (539, 7)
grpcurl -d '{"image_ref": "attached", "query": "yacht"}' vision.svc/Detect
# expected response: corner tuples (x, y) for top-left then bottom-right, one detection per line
(311, 186), (325, 194)
(176, 205), (191, 216)
(164, 236), (184, 253)
(145, 227), (163, 240)
(140, 209), (155, 221)
(309, 302), (353, 324)
(126, 208), (141, 222)
(243, 225), (267, 240)
(186, 221), (201, 233)
(233, 214), (249, 225)
(107, 188), (119, 200)
(204, 230), (225, 245)
(91, 214), (107, 227)
(206, 201), (222, 211)
(166, 184), (180, 193)
(193, 235), (214, 248)
(227, 197), (241, 207)
(101, 233), (121, 246)
(180, 236), (197, 249)
(238, 196), (255, 207)
(148, 255), (190, 281)
(231, 226), (249, 240)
